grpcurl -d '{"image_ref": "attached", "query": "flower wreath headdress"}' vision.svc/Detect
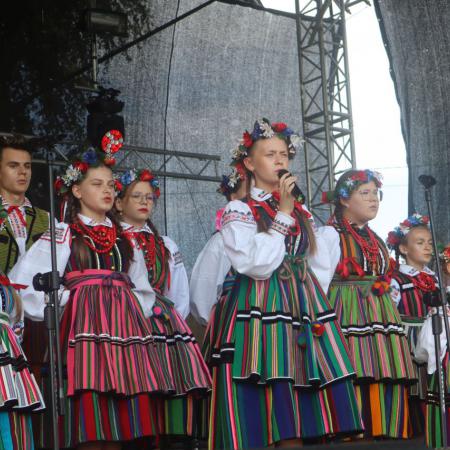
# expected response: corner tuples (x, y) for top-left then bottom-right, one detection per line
(230, 118), (303, 165)
(217, 165), (247, 197)
(322, 169), (383, 204)
(440, 245), (450, 264)
(54, 143), (120, 196)
(115, 168), (160, 198)
(386, 213), (430, 251)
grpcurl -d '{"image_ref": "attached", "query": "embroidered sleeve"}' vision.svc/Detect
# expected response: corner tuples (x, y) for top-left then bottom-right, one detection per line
(221, 206), (256, 228)
(8, 222), (72, 321)
(40, 223), (71, 243)
(221, 200), (289, 280)
(271, 211), (294, 236)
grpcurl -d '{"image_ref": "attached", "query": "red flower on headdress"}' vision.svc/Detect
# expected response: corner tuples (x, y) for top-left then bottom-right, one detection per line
(101, 130), (123, 154)
(351, 171), (367, 182)
(401, 219), (411, 227)
(104, 157), (116, 167)
(140, 169), (153, 182)
(114, 179), (123, 192)
(235, 162), (247, 179)
(73, 161), (89, 173)
(443, 246), (450, 262)
(242, 131), (253, 148)
(272, 122), (287, 132)
(422, 216), (430, 224)
(54, 178), (64, 192)
(387, 231), (400, 246)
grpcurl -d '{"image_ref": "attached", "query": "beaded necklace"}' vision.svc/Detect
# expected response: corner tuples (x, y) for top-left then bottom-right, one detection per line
(70, 221), (117, 254)
(342, 218), (379, 272)
(413, 271), (437, 292)
(123, 229), (169, 292)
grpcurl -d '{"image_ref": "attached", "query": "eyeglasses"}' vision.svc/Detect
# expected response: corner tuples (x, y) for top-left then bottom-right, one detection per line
(356, 189), (383, 202)
(129, 193), (158, 203)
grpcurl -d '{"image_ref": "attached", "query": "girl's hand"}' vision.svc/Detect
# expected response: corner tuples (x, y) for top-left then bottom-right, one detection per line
(278, 172), (297, 215)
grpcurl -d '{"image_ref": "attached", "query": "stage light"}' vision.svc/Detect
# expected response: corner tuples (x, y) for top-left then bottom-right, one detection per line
(82, 8), (128, 36)
(87, 88), (125, 152)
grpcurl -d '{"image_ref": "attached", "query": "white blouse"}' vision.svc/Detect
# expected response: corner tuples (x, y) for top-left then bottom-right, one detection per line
(190, 188), (330, 323)
(9, 215), (156, 321)
(190, 232), (231, 325)
(220, 187), (295, 280)
(416, 305), (450, 374)
(121, 222), (190, 319)
(308, 225), (341, 294)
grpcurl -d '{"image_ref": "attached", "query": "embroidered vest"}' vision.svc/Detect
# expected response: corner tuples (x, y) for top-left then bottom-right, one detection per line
(391, 270), (430, 318)
(133, 231), (170, 295)
(0, 206), (49, 274)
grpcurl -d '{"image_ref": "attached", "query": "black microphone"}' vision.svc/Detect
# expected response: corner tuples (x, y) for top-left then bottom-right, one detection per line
(423, 290), (442, 308)
(278, 169), (305, 204)
(32, 272), (64, 293)
(418, 174), (436, 189)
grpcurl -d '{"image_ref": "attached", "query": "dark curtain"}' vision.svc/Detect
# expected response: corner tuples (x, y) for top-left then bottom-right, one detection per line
(374, 0), (450, 244)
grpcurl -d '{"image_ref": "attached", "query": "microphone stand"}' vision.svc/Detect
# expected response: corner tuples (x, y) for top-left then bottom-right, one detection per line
(420, 175), (450, 445)
(38, 149), (65, 450)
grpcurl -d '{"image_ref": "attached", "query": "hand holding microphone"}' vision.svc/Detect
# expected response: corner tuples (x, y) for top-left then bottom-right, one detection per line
(278, 169), (305, 215)
(278, 169), (306, 202)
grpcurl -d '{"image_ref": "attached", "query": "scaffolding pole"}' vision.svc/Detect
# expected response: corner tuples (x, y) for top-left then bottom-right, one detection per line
(296, 0), (358, 223)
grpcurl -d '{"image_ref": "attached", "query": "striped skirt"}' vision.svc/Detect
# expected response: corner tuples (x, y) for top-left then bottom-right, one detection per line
(147, 295), (211, 437)
(425, 352), (450, 448)
(42, 269), (174, 448)
(0, 411), (34, 450)
(328, 277), (416, 438)
(401, 316), (427, 436)
(205, 262), (363, 449)
(0, 281), (45, 450)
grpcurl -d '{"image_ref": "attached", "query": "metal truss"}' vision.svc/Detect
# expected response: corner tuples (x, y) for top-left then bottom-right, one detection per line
(0, 133), (221, 182)
(5, 0), (366, 196)
(296, 0), (364, 223)
(115, 144), (221, 182)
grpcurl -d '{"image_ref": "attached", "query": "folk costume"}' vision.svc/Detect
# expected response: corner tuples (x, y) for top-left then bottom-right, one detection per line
(190, 170), (242, 327)
(311, 170), (416, 439)
(388, 215), (446, 447)
(117, 168), (212, 439)
(9, 145), (170, 448)
(0, 272), (44, 450)
(0, 197), (49, 388)
(205, 120), (363, 449)
(0, 197), (48, 275)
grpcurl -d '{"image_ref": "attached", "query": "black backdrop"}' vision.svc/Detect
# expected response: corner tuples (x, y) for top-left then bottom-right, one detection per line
(375, 0), (450, 244)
